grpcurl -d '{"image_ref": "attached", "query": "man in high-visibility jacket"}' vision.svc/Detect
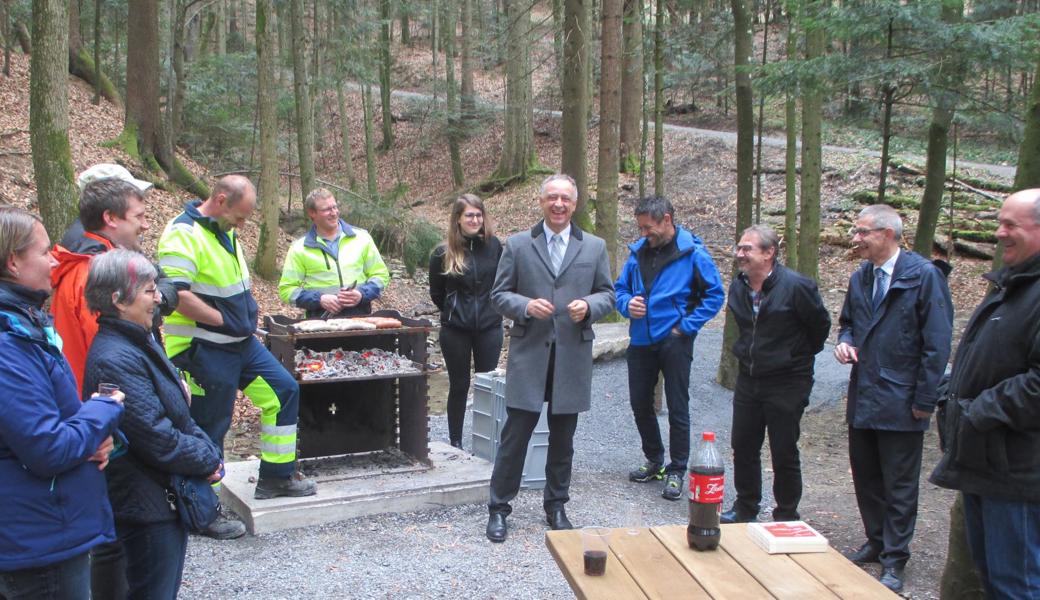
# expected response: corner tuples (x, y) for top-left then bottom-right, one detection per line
(278, 188), (390, 317)
(158, 176), (316, 538)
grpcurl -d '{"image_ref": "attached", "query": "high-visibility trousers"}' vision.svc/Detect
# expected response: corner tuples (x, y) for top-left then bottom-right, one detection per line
(172, 336), (299, 479)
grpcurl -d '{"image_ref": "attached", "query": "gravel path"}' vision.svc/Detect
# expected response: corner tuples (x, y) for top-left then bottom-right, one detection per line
(182, 327), (853, 599)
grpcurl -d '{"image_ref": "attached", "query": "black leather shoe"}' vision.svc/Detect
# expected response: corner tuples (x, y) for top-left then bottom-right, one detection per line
(546, 508), (573, 530)
(843, 542), (881, 564)
(771, 510), (800, 522)
(879, 566), (905, 593)
(720, 509), (757, 524)
(486, 513), (507, 543)
(449, 439), (463, 449)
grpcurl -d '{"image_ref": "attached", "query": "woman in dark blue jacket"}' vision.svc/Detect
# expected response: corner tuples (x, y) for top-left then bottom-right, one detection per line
(429, 195), (503, 448)
(83, 249), (223, 600)
(0, 207), (123, 600)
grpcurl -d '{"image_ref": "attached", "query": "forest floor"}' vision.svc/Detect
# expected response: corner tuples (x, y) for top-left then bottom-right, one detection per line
(0, 31), (1017, 595)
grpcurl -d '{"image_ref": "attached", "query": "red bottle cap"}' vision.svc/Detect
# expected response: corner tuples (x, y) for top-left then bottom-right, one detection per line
(703, 431), (715, 442)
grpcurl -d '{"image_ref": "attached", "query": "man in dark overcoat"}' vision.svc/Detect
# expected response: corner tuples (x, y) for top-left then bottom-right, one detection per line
(834, 204), (953, 593)
(485, 174), (615, 543)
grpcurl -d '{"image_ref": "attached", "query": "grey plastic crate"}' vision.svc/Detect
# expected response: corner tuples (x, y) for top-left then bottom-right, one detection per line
(471, 370), (549, 489)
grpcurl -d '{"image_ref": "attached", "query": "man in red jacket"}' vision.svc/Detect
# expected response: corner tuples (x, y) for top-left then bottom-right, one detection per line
(50, 169), (151, 391)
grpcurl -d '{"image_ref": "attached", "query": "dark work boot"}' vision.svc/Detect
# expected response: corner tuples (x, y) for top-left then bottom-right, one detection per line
(197, 505), (246, 540)
(254, 471), (317, 500)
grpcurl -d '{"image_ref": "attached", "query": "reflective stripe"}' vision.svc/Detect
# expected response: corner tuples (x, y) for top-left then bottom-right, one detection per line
(163, 324), (248, 345)
(260, 440), (297, 453)
(191, 280), (250, 298)
(288, 288), (304, 303)
(158, 256), (198, 276)
(281, 268), (306, 281)
(168, 222), (195, 235)
(261, 424), (297, 437)
(315, 286), (340, 295)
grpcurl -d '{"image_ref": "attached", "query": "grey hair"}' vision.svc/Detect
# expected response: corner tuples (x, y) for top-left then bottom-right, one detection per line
(0, 207), (42, 279)
(539, 174), (579, 202)
(859, 204), (903, 239)
(304, 188), (335, 213)
(85, 249), (158, 318)
(742, 224), (780, 257)
(634, 196), (675, 222)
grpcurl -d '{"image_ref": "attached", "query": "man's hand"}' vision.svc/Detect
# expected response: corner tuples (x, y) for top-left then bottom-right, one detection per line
(338, 288), (363, 308)
(628, 296), (647, 319)
(319, 294), (343, 314)
(207, 463), (224, 482)
(526, 298), (555, 320)
(567, 299), (589, 323)
(89, 436), (115, 471)
(834, 342), (859, 364)
(911, 408), (931, 420)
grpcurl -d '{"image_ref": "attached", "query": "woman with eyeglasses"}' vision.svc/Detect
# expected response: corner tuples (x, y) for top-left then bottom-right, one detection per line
(429, 195), (504, 449)
(0, 207), (124, 600)
(83, 249), (222, 599)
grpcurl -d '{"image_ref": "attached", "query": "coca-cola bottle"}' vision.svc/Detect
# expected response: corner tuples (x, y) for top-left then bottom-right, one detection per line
(687, 431), (724, 551)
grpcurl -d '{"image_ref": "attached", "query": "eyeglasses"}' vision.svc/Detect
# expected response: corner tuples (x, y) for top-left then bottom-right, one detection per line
(733, 244), (757, 254)
(141, 287), (159, 297)
(317, 204), (339, 214)
(462, 212), (484, 220)
(849, 226), (886, 237)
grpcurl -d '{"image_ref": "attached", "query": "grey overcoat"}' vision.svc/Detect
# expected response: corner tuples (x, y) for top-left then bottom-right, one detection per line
(492, 221), (616, 414)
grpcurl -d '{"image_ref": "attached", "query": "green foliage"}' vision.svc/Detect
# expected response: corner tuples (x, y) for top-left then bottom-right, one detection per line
(179, 54), (267, 170)
(344, 185), (441, 277)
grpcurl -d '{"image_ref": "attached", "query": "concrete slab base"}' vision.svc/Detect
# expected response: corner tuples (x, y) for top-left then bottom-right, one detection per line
(220, 442), (492, 535)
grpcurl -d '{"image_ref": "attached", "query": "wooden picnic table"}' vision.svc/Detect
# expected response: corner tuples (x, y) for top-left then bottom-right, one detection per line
(545, 524), (900, 599)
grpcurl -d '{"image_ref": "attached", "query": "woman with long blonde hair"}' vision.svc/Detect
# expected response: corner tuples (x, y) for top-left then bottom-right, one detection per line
(428, 195), (503, 448)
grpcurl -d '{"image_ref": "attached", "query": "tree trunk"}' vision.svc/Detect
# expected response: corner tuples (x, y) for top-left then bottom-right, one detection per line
(796, 0), (823, 282)
(718, 0), (755, 390)
(619, 0), (642, 173)
(378, 0), (393, 150)
(491, 0), (535, 185)
(460, 0), (475, 117)
(552, 0), (564, 96)
(91, 0), (100, 103)
(597, 0), (622, 275)
(215, 0), (226, 55)
(784, 0), (798, 270)
(337, 83), (358, 192)
(562, 0), (590, 226)
(255, 0), (280, 279)
(653, 0), (664, 195)
(913, 107), (954, 256)
(401, 4), (411, 46)
(126, 0), (168, 170)
(3, 0), (10, 77)
(877, 84), (894, 204)
(362, 84), (379, 201)
(30, 0), (78, 240)
(290, 0), (315, 196)
(68, 0), (120, 106)
(443, 0), (464, 188)
(754, 1), (770, 224)
(1013, 50), (1040, 190)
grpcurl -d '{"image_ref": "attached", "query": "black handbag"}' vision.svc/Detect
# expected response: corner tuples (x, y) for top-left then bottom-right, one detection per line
(167, 474), (220, 532)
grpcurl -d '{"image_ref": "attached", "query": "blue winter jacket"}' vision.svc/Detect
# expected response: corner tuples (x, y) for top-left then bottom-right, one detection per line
(0, 281), (123, 571)
(84, 317), (221, 525)
(615, 226), (725, 345)
(838, 250), (953, 431)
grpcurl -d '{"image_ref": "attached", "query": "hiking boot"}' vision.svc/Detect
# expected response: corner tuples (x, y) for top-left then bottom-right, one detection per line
(628, 462), (665, 483)
(197, 505), (246, 540)
(254, 471), (318, 500)
(662, 472), (683, 501)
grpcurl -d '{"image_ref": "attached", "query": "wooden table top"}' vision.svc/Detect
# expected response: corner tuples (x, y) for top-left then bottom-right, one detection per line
(545, 524), (900, 599)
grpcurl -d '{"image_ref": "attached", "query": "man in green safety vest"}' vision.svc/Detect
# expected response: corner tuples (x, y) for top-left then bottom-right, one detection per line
(278, 188), (390, 318)
(158, 175), (317, 540)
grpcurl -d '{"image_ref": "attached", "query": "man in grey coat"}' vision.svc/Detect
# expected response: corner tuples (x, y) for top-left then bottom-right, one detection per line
(485, 174), (615, 543)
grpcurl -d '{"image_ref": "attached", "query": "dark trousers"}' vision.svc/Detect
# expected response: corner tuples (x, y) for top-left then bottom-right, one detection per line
(489, 345), (579, 515)
(439, 325), (503, 444)
(117, 520), (188, 600)
(626, 334), (694, 474)
(89, 540), (126, 600)
(174, 337), (300, 478)
(731, 372), (812, 518)
(848, 427), (924, 568)
(0, 552), (90, 600)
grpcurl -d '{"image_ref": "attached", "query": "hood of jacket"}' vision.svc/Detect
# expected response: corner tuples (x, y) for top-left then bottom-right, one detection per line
(50, 232), (114, 289)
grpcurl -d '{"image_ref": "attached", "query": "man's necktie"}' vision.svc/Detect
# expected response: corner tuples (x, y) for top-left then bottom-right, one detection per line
(872, 268), (887, 312)
(550, 234), (564, 275)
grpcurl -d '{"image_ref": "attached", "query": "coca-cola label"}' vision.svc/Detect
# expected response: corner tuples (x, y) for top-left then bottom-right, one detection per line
(689, 473), (725, 502)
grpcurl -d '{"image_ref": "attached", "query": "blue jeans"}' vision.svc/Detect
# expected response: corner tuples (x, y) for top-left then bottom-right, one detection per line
(0, 552), (90, 600)
(117, 520), (188, 600)
(626, 333), (694, 474)
(963, 493), (1040, 600)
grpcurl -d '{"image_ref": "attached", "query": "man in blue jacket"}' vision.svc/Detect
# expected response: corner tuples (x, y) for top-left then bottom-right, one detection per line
(835, 204), (953, 593)
(615, 196), (724, 500)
